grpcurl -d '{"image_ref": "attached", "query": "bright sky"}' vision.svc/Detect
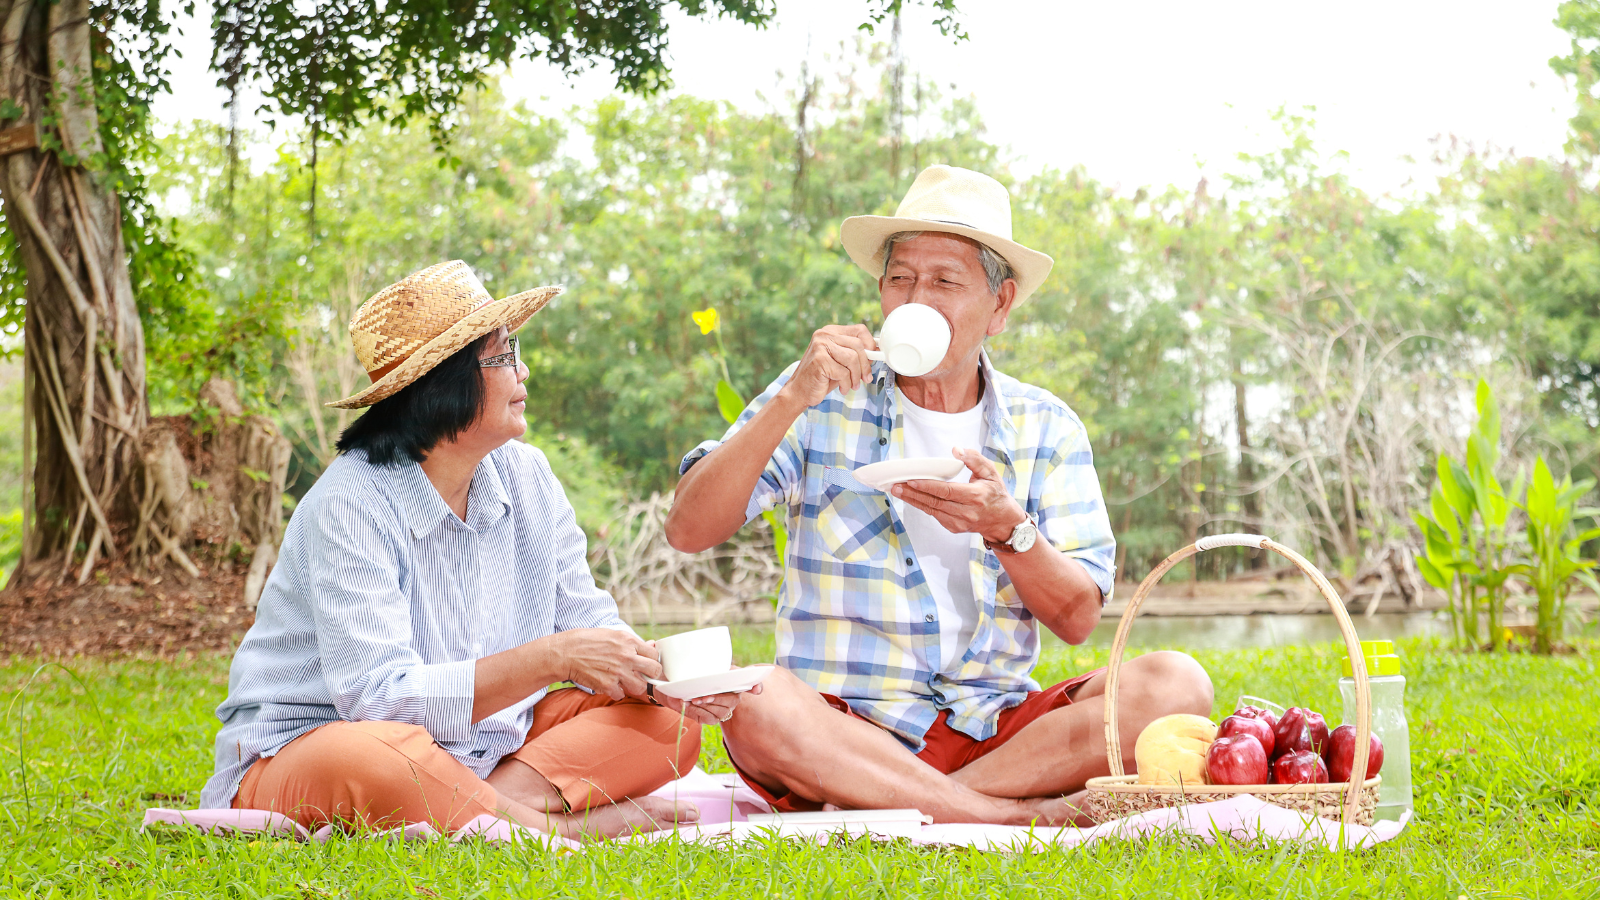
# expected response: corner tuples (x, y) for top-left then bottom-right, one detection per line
(153, 0), (1578, 198)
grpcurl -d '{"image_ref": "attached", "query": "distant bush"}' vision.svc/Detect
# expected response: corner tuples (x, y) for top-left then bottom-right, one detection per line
(0, 507), (21, 588)
(525, 425), (630, 547)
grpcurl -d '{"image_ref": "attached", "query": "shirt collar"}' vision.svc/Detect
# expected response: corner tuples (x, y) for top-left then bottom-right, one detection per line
(877, 349), (1017, 445)
(389, 454), (511, 540)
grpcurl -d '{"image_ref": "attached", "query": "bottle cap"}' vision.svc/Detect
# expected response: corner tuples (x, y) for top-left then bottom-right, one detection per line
(1342, 640), (1401, 676)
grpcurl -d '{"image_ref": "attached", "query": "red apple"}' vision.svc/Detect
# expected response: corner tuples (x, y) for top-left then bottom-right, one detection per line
(1273, 707), (1330, 758)
(1234, 704), (1280, 735)
(1271, 749), (1330, 784)
(1206, 734), (1270, 785)
(1218, 714), (1276, 758)
(1326, 724), (1384, 783)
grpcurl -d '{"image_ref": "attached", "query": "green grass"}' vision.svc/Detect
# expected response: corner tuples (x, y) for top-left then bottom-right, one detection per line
(2, 633), (1597, 898)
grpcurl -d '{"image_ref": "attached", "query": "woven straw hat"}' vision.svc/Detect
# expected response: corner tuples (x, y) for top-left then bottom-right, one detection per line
(327, 261), (561, 409)
(839, 165), (1054, 305)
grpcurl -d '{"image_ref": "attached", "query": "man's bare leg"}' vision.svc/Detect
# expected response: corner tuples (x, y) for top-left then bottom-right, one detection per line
(949, 650), (1214, 800)
(721, 667), (1077, 825)
(487, 758), (698, 840)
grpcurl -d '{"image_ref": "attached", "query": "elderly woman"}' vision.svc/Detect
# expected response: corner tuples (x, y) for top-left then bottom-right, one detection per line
(200, 262), (741, 839)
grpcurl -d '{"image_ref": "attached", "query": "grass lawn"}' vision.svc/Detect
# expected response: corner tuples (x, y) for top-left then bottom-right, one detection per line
(2, 631), (1597, 898)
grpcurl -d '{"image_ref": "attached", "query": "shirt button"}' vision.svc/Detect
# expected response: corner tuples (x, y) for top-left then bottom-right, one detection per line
(924, 613), (935, 623)
(879, 436), (888, 445)
(905, 557), (913, 566)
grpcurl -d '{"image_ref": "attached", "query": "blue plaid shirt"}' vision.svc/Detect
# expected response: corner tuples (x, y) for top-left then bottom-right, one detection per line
(682, 353), (1115, 751)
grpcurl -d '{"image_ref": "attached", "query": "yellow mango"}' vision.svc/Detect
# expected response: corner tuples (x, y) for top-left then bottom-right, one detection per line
(1134, 713), (1218, 786)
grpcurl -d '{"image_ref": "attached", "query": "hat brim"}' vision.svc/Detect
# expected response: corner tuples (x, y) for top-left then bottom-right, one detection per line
(839, 216), (1054, 306)
(326, 285), (562, 409)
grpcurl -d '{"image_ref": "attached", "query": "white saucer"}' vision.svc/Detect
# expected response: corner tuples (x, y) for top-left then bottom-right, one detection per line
(852, 457), (965, 491)
(647, 664), (776, 701)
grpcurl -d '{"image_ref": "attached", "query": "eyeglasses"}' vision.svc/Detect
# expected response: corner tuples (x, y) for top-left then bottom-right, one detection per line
(479, 336), (520, 369)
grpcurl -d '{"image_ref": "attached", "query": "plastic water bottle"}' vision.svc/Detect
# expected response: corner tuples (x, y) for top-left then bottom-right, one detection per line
(1338, 639), (1412, 822)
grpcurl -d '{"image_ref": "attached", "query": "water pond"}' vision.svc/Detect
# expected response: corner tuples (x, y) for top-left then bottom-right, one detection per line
(1076, 612), (1450, 650)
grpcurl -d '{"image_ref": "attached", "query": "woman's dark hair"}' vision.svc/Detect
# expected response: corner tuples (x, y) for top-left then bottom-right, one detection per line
(335, 332), (492, 466)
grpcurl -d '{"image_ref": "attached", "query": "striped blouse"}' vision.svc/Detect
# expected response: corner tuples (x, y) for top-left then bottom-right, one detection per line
(199, 441), (631, 809)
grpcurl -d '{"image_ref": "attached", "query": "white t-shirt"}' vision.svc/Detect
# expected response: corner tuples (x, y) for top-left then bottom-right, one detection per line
(894, 392), (987, 673)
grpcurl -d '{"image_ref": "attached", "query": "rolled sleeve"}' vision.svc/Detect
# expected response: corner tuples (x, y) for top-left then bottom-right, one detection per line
(679, 363), (806, 524)
(307, 492), (478, 744)
(1037, 417), (1117, 601)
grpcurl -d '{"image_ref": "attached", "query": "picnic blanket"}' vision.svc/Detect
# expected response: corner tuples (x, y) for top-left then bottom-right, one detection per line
(143, 767), (1411, 852)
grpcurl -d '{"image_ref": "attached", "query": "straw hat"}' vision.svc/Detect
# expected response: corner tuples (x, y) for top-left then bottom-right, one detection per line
(327, 260), (561, 409)
(839, 165), (1054, 305)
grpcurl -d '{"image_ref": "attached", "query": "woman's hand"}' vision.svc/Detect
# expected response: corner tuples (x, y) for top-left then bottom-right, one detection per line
(646, 683), (760, 726)
(549, 629), (663, 701)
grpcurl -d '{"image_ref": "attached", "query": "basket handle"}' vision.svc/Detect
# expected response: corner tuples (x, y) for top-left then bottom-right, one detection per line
(1101, 537), (1373, 825)
(1195, 533), (1270, 551)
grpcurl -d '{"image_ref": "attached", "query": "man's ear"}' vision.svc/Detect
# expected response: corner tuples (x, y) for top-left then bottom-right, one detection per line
(987, 279), (1018, 337)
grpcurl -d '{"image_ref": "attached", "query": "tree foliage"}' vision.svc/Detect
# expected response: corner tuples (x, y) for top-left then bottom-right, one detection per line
(141, 31), (1600, 585)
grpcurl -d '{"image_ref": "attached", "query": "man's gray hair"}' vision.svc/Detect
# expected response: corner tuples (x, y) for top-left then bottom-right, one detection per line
(880, 230), (1015, 296)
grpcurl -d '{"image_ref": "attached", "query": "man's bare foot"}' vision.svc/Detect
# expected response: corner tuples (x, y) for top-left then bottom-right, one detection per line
(544, 797), (700, 840)
(1012, 792), (1094, 827)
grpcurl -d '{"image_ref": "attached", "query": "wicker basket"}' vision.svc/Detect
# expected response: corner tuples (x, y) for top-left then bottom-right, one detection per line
(1082, 534), (1382, 827)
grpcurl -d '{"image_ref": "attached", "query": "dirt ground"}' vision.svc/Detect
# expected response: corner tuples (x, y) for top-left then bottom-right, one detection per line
(0, 558), (253, 661)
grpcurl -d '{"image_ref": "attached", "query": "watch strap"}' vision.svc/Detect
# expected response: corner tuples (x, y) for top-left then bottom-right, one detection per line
(983, 513), (1036, 554)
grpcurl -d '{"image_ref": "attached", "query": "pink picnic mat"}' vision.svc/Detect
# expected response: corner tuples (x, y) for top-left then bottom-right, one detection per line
(143, 767), (1411, 852)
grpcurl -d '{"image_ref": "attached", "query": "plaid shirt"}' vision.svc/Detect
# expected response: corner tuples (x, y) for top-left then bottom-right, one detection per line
(681, 353), (1115, 751)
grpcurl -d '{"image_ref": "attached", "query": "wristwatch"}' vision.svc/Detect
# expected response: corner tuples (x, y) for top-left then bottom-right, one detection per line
(983, 512), (1038, 555)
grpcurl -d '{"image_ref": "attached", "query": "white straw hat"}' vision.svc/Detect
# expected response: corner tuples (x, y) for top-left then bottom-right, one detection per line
(328, 261), (560, 409)
(839, 165), (1053, 305)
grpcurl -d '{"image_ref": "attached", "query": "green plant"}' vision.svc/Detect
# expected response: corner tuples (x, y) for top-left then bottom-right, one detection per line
(1512, 457), (1600, 653)
(0, 508), (22, 589)
(1413, 379), (1524, 651)
(694, 307), (788, 590)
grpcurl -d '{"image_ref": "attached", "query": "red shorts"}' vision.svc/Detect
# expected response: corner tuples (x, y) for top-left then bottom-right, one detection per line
(730, 669), (1104, 813)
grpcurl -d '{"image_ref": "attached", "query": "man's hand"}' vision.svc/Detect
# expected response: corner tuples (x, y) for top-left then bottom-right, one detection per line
(890, 448), (1026, 543)
(777, 324), (879, 408)
(548, 629), (663, 701)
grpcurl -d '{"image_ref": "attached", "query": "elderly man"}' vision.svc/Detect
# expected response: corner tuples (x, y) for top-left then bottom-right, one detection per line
(665, 166), (1213, 825)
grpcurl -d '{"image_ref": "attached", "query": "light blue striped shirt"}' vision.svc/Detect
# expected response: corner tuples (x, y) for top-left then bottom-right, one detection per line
(200, 441), (631, 808)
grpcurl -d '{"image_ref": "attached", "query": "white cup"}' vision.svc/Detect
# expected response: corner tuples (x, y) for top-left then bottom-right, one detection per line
(654, 626), (733, 682)
(865, 304), (952, 377)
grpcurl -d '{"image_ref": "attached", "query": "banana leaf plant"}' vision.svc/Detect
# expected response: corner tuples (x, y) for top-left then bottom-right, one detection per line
(1413, 380), (1524, 651)
(1510, 457), (1600, 654)
(695, 307), (789, 594)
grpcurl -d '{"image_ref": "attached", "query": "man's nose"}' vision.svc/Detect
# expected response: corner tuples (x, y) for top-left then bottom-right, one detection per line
(905, 278), (937, 307)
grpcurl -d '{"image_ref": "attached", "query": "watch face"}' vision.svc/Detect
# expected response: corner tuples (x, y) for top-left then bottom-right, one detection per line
(1011, 520), (1038, 553)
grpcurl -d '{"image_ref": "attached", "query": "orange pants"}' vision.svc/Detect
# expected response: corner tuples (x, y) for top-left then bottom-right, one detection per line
(233, 688), (700, 831)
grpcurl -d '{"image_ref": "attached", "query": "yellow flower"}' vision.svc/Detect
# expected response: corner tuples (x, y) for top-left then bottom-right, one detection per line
(692, 307), (720, 335)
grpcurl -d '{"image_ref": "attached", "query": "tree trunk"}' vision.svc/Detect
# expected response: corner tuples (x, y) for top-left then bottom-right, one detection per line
(0, 0), (147, 586)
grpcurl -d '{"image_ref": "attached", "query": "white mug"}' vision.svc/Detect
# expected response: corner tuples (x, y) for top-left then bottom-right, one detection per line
(865, 304), (952, 377)
(654, 626), (733, 682)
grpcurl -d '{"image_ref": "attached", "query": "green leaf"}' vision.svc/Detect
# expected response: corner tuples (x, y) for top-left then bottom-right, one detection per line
(715, 379), (744, 425)
(762, 508), (788, 562)
(1430, 486), (1461, 545)
(1473, 378), (1500, 467)
(1525, 457), (1557, 527)
(1466, 432), (1494, 486)
(1438, 455), (1475, 517)
(1416, 554), (1449, 590)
